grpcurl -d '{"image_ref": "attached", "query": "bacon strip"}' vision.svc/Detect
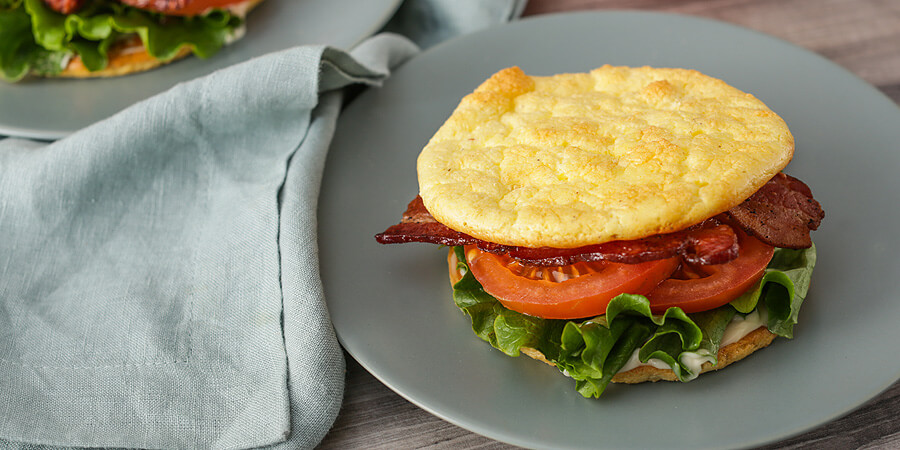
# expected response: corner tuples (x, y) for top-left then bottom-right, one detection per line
(376, 173), (822, 266)
(503, 222), (739, 266)
(725, 173), (824, 249)
(375, 196), (480, 247)
(375, 197), (738, 266)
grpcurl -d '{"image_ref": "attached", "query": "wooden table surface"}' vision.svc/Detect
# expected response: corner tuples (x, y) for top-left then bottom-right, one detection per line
(319, 1), (900, 448)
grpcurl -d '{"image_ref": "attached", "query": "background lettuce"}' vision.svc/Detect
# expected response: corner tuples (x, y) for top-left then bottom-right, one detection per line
(451, 244), (816, 398)
(1, 0), (241, 81)
(0, 0), (44, 81)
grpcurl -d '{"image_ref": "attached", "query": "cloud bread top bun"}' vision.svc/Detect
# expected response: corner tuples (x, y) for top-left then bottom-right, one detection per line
(417, 66), (794, 248)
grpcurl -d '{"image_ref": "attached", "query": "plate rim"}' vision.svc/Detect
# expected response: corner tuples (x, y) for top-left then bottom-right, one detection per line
(323, 9), (900, 449)
(0, 0), (402, 140)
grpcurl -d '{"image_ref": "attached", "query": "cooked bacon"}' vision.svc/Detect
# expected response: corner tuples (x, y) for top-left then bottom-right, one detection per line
(376, 173), (822, 265)
(374, 197), (480, 246)
(502, 222), (739, 266)
(726, 173), (824, 249)
(42, 0), (87, 14)
(375, 197), (739, 266)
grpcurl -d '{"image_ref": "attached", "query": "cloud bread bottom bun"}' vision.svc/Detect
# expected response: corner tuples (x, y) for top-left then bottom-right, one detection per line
(57, 0), (264, 78)
(522, 327), (776, 384)
(447, 249), (777, 384)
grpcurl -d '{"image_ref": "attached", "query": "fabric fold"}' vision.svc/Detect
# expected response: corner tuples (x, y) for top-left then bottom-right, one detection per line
(0, 35), (417, 449)
(385, 0), (528, 49)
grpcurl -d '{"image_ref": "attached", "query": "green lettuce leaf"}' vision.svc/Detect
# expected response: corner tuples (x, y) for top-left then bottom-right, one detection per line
(450, 242), (817, 398)
(1, 0), (241, 81)
(638, 306), (735, 381)
(729, 244), (817, 337)
(558, 316), (653, 397)
(451, 247), (707, 397)
(452, 246), (561, 356)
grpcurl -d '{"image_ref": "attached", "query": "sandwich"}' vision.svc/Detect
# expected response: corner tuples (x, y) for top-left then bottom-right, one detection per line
(375, 66), (824, 398)
(0, 0), (263, 81)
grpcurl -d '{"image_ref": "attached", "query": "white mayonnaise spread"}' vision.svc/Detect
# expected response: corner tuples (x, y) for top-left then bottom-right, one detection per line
(721, 306), (768, 347)
(225, 25), (247, 45)
(617, 307), (768, 376)
(619, 350), (670, 373)
(617, 348), (715, 381)
(677, 349), (716, 381)
(59, 53), (73, 70)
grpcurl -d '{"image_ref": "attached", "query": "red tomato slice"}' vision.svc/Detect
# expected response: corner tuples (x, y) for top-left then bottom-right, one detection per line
(464, 245), (679, 319)
(645, 231), (774, 314)
(138, 0), (248, 16)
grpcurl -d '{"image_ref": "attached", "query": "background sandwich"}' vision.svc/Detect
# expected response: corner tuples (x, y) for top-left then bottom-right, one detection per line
(377, 66), (823, 397)
(0, 0), (263, 81)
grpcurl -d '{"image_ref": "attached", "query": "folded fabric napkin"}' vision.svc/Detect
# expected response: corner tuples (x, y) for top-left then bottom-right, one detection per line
(0, 0), (526, 448)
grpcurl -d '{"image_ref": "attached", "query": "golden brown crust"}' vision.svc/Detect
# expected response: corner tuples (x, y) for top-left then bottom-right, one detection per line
(54, 0), (264, 79)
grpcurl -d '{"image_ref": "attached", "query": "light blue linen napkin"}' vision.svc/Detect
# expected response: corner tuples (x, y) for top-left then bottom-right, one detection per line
(0, 0), (526, 448)
(385, 0), (528, 48)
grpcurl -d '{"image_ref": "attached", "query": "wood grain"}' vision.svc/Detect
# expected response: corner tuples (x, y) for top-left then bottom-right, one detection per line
(522, 0), (900, 103)
(320, 1), (900, 448)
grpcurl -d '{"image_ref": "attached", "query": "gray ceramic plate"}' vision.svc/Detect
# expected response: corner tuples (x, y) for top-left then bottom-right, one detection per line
(321, 11), (900, 450)
(0, 0), (401, 140)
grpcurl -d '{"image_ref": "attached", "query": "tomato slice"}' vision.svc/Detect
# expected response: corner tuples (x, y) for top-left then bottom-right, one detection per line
(461, 228), (775, 319)
(645, 231), (774, 314)
(464, 245), (679, 319)
(138, 0), (248, 16)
